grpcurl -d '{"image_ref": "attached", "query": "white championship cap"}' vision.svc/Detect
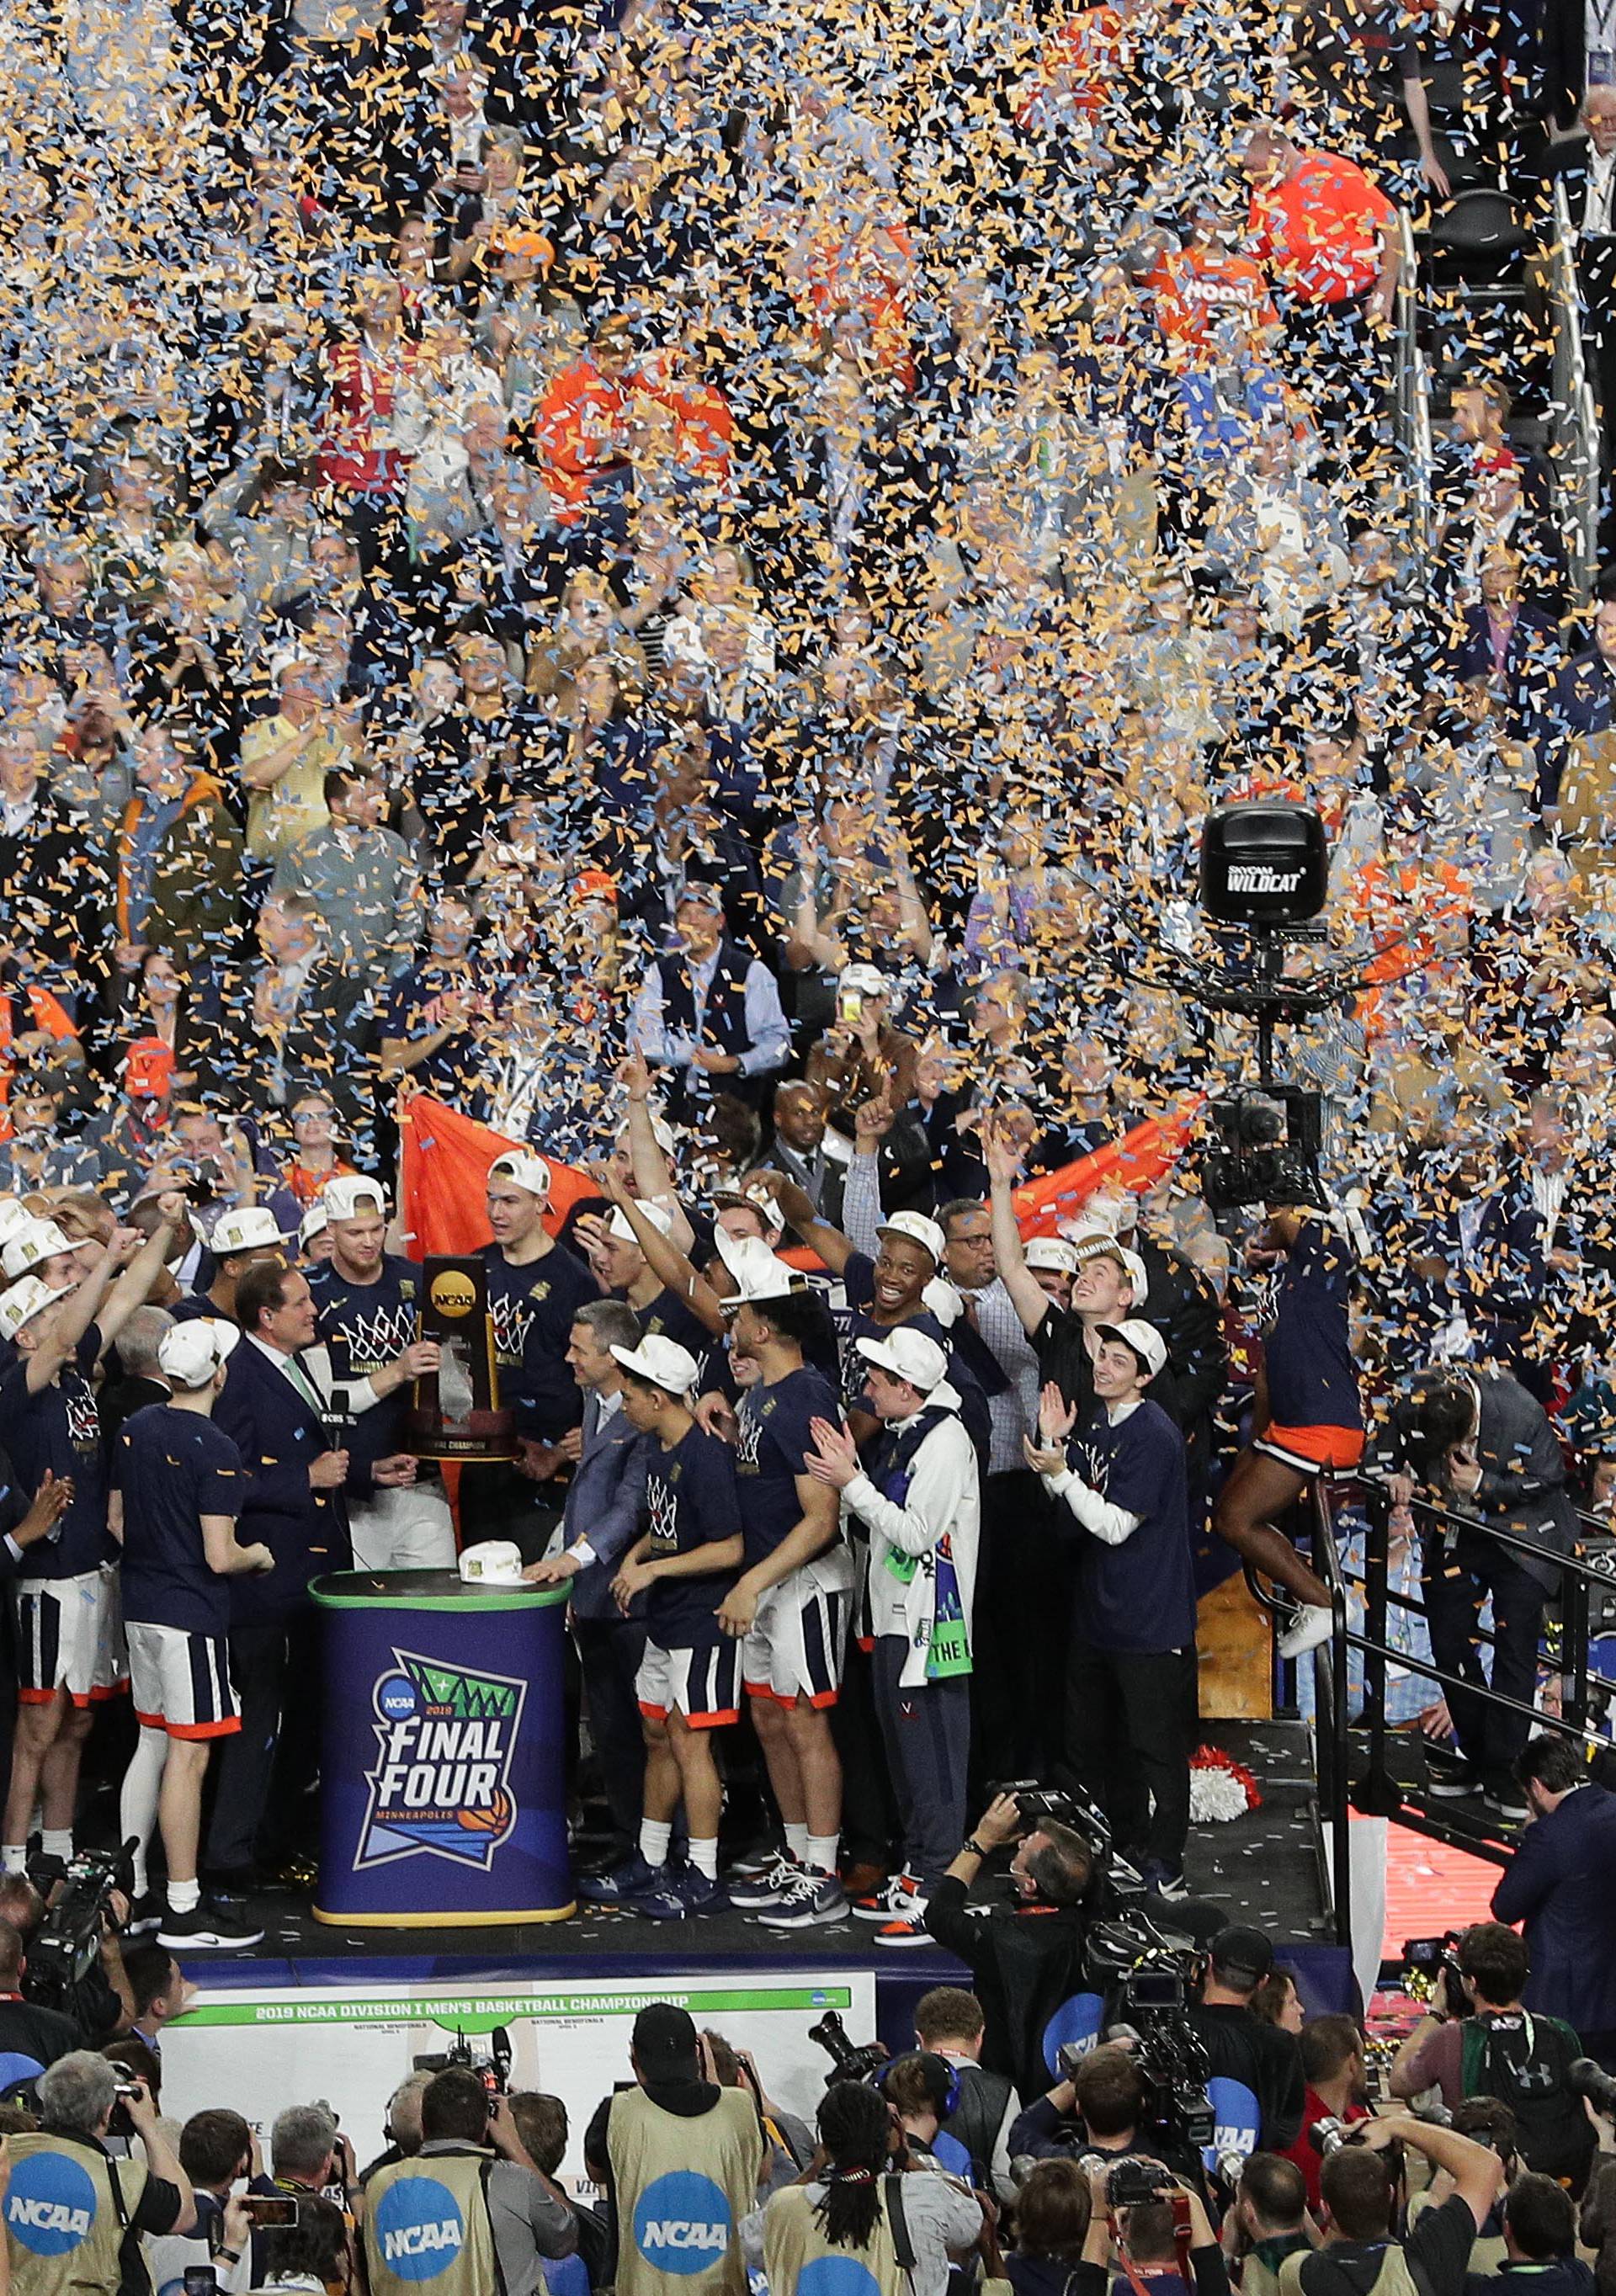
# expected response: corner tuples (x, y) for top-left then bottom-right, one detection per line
(158, 1316), (241, 1388)
(487, 1151), (552, 1202)
(855, 1328), (949, 1394)
(1093, 1319), (1168, 1379)
(1, 1221), (72, 1281)
(0, 1276), (58, 1343)
(610, 1333), (700, 1395)
(210, 1207), (286, 1258)
(322, 1176), (389, 1220)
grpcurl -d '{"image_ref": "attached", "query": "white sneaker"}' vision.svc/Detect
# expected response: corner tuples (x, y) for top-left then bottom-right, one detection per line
(1277, 1603), (1333, 1660)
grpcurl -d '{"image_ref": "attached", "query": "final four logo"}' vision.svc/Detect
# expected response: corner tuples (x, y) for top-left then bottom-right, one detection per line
(357, 1650), (524, 1871)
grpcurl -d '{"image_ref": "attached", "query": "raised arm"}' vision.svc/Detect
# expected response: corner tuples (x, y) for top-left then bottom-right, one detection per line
(747, 1167), (855, 1277)
(600, 1167), (728, 1338)
(983, 1118), (1050, 1339)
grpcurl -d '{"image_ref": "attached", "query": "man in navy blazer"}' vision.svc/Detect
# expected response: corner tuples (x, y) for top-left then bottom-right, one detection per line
(205, 1260), (354, 1892)
(525, 1299), (651, 1865)
(1492, 1733), (1616, 2069)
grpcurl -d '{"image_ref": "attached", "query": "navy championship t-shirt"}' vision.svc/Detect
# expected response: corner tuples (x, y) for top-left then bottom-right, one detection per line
(310, 1253), (423, 1486)
(1066, 1397), (1195, 1654)
(736, 1363), (840, 1568)
(643, 1422), (742, 1650)
(0, 1326), (114, 1579)
(1263, 1215), (1362, 1434)
(483, 1241), (599, 1439)
(115, 1405), (245, 1636)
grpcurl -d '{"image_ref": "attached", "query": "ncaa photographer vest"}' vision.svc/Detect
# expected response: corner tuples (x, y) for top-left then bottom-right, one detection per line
(763, 2176), (917, 2296)
(364, 2149), (501, 2296)
(3, 2131), (146, 2296)
(608, 2085), (762, 2296)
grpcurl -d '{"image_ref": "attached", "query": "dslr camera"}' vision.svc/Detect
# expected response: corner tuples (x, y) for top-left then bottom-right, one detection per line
(809, 2010), (890, 2088)
(1106, 2156), (1172, 2208)
(1402, 1933), (1465, 2015)
(1571, 2059), (1616, 2118)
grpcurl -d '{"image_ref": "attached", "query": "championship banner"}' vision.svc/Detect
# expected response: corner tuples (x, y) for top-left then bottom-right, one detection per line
(162, 1971), (879, 2176)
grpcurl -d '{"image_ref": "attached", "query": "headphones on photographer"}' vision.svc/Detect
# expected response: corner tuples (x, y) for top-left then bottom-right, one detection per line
(879, 2051), (961, 2123)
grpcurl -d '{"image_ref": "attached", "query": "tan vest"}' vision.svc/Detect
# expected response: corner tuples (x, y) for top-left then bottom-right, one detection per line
(3, 2131), (147, 2296)
(608, 2086), (763, 2296)
(1406, 2190), (1507, 2276)
(364, 2148), (501, 2296)
(1279, 2243), (1424, 2296)
(763, 2180), (911, 2296)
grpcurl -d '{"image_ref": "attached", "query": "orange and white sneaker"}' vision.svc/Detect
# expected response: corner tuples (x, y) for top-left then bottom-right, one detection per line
(852, 1870), (917, 1921)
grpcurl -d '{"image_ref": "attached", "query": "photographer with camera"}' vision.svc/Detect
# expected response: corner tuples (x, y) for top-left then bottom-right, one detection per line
(0, 1872), (130, 2052)
(1491, 1734), (1616, 2070)
(1189, 1930), (1307, 2153)
(1279, 2017), (1370, 2210)
(0, 1916), (88, 2070)
(1071, 2156), (1229, 2296)
(1464, 2174), (1588, 2296)
(923, 1792), (1098, 2101)
(1389, 1922), (1594, 2192)
(586, 2002), (763, 2296)
(1405, 2099), (1516, 2276)
(751, 2075), (986, 2296)
(1225, 2154), (1314, 2296)
(1287, 2114), (1504, 2296)
(3, 2051), (193, 2293)
(362, 2065), (577, 2296)
(1010, 2042), (1209, 2193)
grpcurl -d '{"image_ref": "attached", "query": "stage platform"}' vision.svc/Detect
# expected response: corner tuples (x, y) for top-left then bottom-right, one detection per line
(191, 1721), (1332, 1972)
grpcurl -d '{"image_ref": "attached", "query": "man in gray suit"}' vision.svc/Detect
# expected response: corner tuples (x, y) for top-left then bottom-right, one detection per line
(1374, 1365), (1575, 1821)
(525, 1299), (651, 1867)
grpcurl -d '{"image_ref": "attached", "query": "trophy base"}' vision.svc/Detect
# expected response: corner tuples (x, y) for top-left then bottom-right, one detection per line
(405, 1409), (518, 1465)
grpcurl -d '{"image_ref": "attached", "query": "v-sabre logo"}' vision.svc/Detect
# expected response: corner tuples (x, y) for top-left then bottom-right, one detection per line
(357, 1649), (524, 1871)
(1225, 865), (1304, 894)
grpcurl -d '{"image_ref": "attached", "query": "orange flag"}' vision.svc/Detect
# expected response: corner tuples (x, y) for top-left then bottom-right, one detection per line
(398, 1096), (598, 1260)
(399, 1092), (1205, 1265)
(1009, 1097), (1206, 1238)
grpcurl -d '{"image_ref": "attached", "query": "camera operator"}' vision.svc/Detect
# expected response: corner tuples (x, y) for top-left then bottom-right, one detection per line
(362, 2066), (577, 2296)
(1491, 1734), (1616, 2070)
(1073, 2160), (1228, 2296)
(1279, 2016), (1370, 2210)
(1464, 2174), (1586, 2296)
(924, 1793), (1098, 2102)
(3, 2052), (193, 2293)
(0, 1916), (89, 2068)
(914, 1985), (1020, 2203)
(1225, 2154), (1313, 2296)
(0, 1872), (130, 2049)
(1188, 1929), (1306, 2151)
(1292, 2114), (1504, 2296)
(1010, 2044), (1209, 2195)
(1388, 1922), (1594, 2192)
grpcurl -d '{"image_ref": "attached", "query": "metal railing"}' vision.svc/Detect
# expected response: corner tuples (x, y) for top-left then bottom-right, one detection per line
(1549, 178), (1601, 607)
(1391, 208), (1434, 582)
(1309, 1475), (1615, 1895)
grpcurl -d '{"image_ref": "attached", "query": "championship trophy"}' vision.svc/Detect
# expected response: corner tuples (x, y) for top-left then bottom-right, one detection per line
(406, 1256), (516, 1462)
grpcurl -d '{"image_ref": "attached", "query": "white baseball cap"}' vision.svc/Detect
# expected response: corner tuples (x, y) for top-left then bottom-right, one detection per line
(1025, 1236), (1080, 1275)
(1094, 1319), (1168, 1380)
(487, 1151), (551, 1202)
(210, 1208), (286, 1258)
(610, 1333), (700, 1395)
(840, 963), (887, 998)
(299, 1204), (330, 1249)
(713, 1187), (785, 1238)
(158, 1316), (240, 1388)
(0, 1276), (58, 1343)
(322, 1176), (388, 1220)
(459, 1539), (526, 1586)
(0, 1220), (72, 1280)
(1066, 1222), (1149, 1308)
(856, 1327), (949, 1394)
(0, 1200), (35, 1250)
(607, 1199), (675, 1244)
(715, 1230), (808, 1305)
(877, 1211), (945, 1268)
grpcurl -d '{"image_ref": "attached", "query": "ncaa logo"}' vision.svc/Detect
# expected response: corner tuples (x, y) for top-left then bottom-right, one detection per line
(1202, 2077), (1262, 2172)
(800, 2261), (883, 2296)
(374, 2176), (465, 2282)
(6, 2151), (98, 2255)
(634, 2171), (731, 2276)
